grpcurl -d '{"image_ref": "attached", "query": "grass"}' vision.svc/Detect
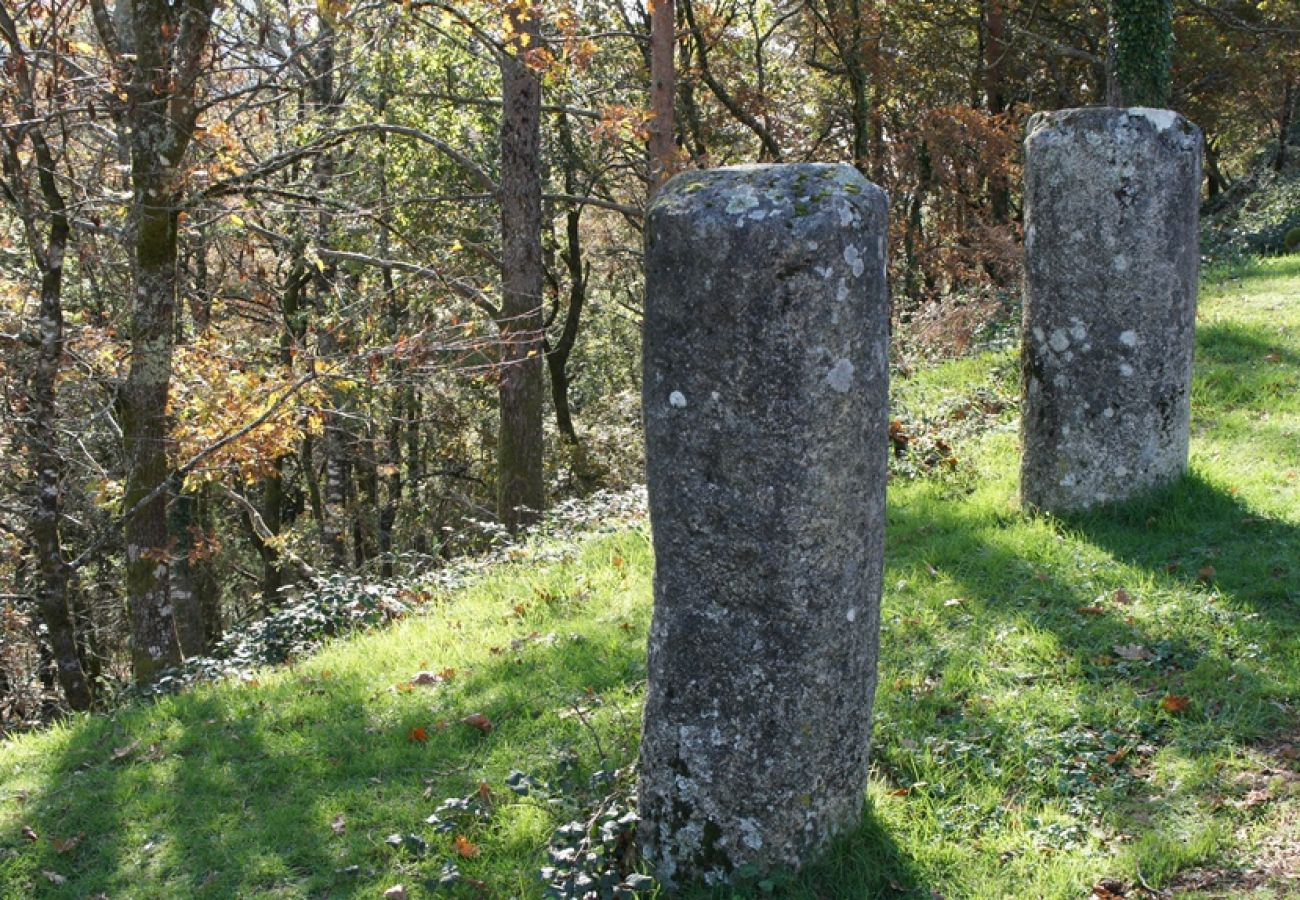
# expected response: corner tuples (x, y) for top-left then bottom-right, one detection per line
(2, 256), (1299, 898)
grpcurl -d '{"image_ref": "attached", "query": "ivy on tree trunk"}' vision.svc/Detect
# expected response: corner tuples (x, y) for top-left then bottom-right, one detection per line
(1107, 0), (1174, 108)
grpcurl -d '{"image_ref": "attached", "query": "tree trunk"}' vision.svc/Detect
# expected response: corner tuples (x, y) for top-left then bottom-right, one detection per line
(649, 0), (676, 188)
(1106, 0), (1173, 108)
(546, 114), (587, 446)
(1276, 76), (1295, 172)
(984, 0), (1011, 223)
(497, 1), (547, 532)
(115, 0), (215, 684)
(0, 2), (97, 709)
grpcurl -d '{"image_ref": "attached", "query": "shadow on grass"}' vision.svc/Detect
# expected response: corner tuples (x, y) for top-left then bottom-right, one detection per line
(4, 583), (926, 898)
(1065, 471), (1299, 622)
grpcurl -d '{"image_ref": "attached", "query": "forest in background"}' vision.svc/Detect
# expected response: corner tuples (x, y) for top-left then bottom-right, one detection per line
(1, 0), (1298, 728)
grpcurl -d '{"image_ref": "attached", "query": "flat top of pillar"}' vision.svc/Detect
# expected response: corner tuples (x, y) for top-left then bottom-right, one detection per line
(650, 163), (884, 230)
(1025, 106), (1201, 152)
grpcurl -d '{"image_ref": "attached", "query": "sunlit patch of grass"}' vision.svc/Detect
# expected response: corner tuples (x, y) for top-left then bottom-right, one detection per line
(2, 257), (1298, 898)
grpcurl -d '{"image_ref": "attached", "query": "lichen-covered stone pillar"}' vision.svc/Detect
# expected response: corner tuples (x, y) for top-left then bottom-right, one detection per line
(638, 164), (889, 886)
(1021, 107), (1202, 513)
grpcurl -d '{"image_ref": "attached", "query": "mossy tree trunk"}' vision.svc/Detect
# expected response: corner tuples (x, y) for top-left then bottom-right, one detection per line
(101, 0), (215, 683)
(1106, 0), (1173, 108)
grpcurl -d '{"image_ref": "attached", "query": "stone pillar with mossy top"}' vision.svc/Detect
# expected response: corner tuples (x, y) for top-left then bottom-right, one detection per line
(638, 163), (889, 886)
(1020, 107), (1202, 513)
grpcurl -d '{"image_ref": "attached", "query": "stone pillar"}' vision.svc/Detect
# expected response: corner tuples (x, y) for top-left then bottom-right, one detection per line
(638, 164), (889, 885)
(1021, 107), (1202, 513)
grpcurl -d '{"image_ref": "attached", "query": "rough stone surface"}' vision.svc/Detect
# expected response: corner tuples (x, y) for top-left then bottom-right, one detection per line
(638, 164), (889, 885)
(1021, 107), (1202, 512)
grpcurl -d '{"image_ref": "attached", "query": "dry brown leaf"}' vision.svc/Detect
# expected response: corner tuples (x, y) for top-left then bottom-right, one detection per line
(1076, 605), (1105, 616)
(52, 834), (83, 853)
(453, 835), (481, 858)
(1112, 588), (1133, 605)
(21, 825), (38, 842)
(1161, 694), (1191, 713)
(1197, 566), (1217, 584)
(408, 726), (429, 743)
(462, 713), (494, 734)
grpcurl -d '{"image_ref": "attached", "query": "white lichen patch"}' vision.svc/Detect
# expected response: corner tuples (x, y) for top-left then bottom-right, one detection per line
(836, 281), (849, 302)
(1119, 330), (1138, 347)
(669, 390), (688, 408)
(1128, 108), (1179, 132)
(1114, 255), (1129, 273)
(815, 265), (833, 279)
(843, 245), (865, 277)
(1049, 330), (1070, 352)
(825, 359), (855, 393)
(1119, 363), (1134, 377)
(724, 190), (760, 215)
(846, 607), (857, 623)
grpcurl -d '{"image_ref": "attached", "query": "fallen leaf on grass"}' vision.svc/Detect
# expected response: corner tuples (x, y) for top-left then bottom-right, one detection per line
(1242, 788), (1272, 808)
(1112, 588), (1133, 605)
(383, 885), (407, 900)
(1114, 644), (1152, 661)
(1105, 747), (1131, 765)
(453, 835), (481, 858)
(1264, 352), (1282, 363)
(1161, 694), (1191, 713)
(461, 713), (494, 734)
(943, 598), (964, 608)
(52, 834), (83, 853)
(408, 726), (429, 743)
(330, 815), (345, 836)
(1197, 566), (1217, 584)
(111, 740), (139, 761)
(1088, 878), (1127, 900)
(21, 825), (38, 842)
(410, 667), (455, 687)
(42, 871), (67, 885)
(1075, 605), (1105, 616)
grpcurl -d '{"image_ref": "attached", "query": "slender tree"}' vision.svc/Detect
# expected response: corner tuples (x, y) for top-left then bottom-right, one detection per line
(496, 0), (546, 532)
(0, 4), (97, 709)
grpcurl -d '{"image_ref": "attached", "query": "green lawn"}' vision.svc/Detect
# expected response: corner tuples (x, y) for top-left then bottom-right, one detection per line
(2, 257), (1298, 898)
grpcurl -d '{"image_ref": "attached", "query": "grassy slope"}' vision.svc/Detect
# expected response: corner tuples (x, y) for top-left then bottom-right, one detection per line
(1, 257), (1298, 899)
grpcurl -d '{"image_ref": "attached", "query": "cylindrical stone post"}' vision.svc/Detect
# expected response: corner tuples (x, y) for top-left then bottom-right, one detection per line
(638, 164), (889, 886)
(1021, 107), (1202, 512)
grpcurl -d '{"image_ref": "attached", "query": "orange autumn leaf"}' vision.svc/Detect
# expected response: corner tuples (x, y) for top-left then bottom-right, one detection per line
(453, 835), (481, 858)
(1075, 605), (1105, 616)
(1161, 694), (1190, 713)
(408, 726), (428, 743)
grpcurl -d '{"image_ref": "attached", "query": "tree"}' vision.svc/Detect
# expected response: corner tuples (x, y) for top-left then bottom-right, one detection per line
(496, 0), (547, 532)
(92, 0), (217, 682)
(1107, 0), (1174, 107)
(0, 2), (97, 709)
